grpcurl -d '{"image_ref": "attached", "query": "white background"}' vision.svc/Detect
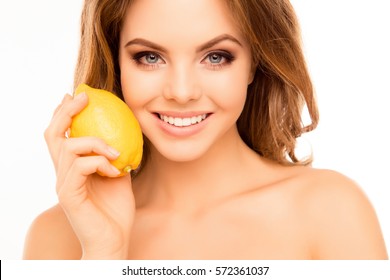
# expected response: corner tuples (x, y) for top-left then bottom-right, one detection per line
(0, 0), (389, 259)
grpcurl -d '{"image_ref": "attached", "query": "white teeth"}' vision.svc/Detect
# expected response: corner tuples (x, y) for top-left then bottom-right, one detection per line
(174, 117), (183, 127)
(159, 114), (207, 127)
(182, 118), (191, 126)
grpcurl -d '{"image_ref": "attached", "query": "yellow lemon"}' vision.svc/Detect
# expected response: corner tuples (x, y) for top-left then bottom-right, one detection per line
(70, 84), (143, 176)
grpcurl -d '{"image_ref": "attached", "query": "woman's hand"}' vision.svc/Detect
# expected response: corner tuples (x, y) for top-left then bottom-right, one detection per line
(44, 93), (135, 259)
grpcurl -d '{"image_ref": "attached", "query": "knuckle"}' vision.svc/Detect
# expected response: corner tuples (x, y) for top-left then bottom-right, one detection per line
(44, 127), (57, 145)
(57, 190), (74, 208)
(95, 155), (108, 166)
(52, 104), (63, 117)
(57, 100), (73, 117)
(72, 157), (85, 170)
(61, 138), (73, 153)
(43, 128), (51, 141)
(44, 122), (55, 139)
(92, 137), (106, 148)
(73, 155), (105, 170)
(95, 156), (110, 173)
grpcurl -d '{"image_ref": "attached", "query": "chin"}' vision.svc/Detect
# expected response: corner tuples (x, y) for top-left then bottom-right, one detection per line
(152, 141), (211, 163)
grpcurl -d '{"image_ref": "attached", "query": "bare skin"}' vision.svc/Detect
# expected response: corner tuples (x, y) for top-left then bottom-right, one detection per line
(23, 158), (388, 259)
(23, 0), (388, 260)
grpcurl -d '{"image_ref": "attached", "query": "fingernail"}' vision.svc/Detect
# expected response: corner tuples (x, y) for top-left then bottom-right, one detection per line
(107, 146), (120, 157)
(75, 92), (86, 100)
(111, 165), (121, 175)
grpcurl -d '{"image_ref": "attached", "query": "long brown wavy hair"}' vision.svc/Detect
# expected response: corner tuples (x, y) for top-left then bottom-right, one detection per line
(74, 0), (319, 169)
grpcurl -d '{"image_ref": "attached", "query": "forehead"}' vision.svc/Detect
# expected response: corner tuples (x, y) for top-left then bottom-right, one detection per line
(120, 0), (244, 47)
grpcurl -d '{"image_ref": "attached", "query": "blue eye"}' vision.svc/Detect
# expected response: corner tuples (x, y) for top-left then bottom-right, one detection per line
(144, 53), (159, 64)
(132, 51), (164, 69)
(208, 53), (223, 64)
(203, 51), (235, 70)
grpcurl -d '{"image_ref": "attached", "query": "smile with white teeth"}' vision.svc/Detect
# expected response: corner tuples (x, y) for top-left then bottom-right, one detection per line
(158, 114), (208, 127)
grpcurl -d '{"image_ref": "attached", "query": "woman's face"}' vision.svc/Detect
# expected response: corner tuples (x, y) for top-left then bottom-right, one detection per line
(119, 0), (253, 162)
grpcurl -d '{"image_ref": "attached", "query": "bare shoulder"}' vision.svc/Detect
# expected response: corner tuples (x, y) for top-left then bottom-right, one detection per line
(294, 168), (388, 259)
(23, 204), (82, 260)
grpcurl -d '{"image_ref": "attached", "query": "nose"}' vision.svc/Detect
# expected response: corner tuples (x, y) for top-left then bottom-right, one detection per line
(163, 64), (202, 104)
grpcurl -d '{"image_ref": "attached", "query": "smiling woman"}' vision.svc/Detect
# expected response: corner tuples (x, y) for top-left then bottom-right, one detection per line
(22, 0), (388, 260)
(119, 0), (254, 164)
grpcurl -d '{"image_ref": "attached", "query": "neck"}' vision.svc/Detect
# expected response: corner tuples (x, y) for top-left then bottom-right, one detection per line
(133, 127), (262, 213)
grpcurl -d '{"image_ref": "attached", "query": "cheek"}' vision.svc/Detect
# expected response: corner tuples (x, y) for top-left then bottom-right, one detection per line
(120, 64), (162, 112)
(224, 62), (252, 112)
(119, 50), (161, 109)
(202, 68), (249, 113)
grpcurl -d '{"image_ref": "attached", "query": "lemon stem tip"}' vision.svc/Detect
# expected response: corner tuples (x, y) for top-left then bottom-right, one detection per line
(123, 166), (132, 173)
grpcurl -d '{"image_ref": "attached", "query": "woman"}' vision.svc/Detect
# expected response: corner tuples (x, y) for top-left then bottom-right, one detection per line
(23, 0), (387, 259)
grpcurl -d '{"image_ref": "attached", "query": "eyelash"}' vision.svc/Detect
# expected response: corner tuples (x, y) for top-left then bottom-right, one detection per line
(203, 51), (235, 70)
(132, 51), (163, 70)
(131, 51), (235, 70)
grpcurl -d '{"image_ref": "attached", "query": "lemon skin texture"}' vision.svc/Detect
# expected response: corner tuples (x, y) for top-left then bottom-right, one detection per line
(70, 84), (143, 176)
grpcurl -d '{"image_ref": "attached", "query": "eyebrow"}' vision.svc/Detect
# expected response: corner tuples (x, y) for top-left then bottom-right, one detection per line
(124, 34), (243, 52)
(124, 38), (167, 53)
(196, 34), (242, 52)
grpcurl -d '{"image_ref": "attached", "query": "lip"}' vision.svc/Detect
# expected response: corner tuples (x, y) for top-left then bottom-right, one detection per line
(154, 111), (211, 118)
(153, 111), (212, 137)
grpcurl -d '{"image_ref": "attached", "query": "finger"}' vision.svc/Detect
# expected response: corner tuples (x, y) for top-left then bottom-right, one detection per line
(61, 137), (120, 159)
(52, 94), (72, 118)
(57, 156), (120, 196)
(56, 137), (120, 186)
(45, 94), (72, 142)
(45, 95), (72, 159)
(44, 93), (89, 166)
(46, 92), (88, 141)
